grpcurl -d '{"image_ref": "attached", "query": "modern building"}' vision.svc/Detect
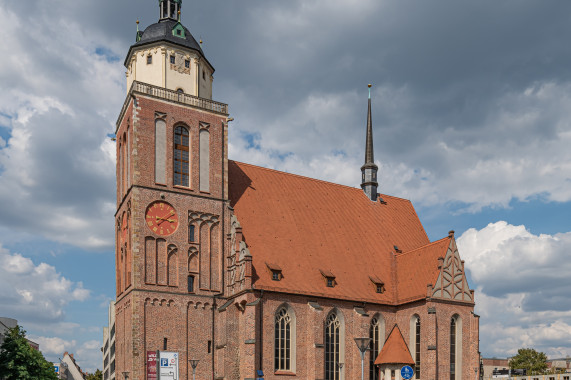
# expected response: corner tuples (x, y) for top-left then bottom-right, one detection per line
(102, 302), (116, 380)
(113, 1), (480, 379)
(0, 317), (39, 350)
(59, 352), (86, 380)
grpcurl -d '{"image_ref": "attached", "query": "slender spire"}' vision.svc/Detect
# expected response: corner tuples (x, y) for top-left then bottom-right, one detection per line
(361, 84), (379, 201)
(364, 84), (375, 165)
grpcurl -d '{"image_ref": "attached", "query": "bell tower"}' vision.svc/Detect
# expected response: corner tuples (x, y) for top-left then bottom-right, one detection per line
(114, 1), (229, 378)
(125, 0), (214, 98)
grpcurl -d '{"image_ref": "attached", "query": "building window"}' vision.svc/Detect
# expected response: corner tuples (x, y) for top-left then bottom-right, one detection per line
(327, 278), (334, 287)
(189, 224), (195, 242)
(170, 55), (175, 64)
(185, 60), (190, 68)
(174, 126), (189, 187)
(147, 55), (152, 64)
(450, 317), (456, 380)
(325, 312), (341, 380)
(187, 275), (194, 293)
(176, 29), (181, 36)
(274, 307), (292, 372)
(369, 317), (381, 380)
(272, 271), (280, 281)
(199, 128), (210, 192)
(415, 318), (421, 379)
(376, 284), (384, 293)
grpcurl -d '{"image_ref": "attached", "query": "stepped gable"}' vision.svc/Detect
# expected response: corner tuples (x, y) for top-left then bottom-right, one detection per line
(228, 160), (431, 304)
(374, 325), (415, 365)
(395, 237), (452, 303)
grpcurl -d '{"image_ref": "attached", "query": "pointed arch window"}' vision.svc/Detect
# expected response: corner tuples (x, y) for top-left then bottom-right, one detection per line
(410, 315), (421, 379)
(369, 316), (384, 380)
(274, 306), (295, 372)
(325, 312), (341, 380)
(450, 315), (462, 380)
(174, 126), (189, 187)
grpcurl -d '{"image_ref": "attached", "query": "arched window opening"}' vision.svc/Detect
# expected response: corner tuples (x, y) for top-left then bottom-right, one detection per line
(369, 317), (381, 380)
(325, 312), (341, 380)
(450, 315), (462, 380)
(410, 315), (421, 379)
(415, 318), (421, 379)
(450, 317), (456, 380)
(274, 307), (292, 372)
(174, 126), (189, 187)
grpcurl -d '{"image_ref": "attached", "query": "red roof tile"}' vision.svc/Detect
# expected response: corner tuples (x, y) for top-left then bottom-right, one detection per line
(395, 238), (451, 303)
(229, 161), (436, 304)
(375, 325), (415, 365)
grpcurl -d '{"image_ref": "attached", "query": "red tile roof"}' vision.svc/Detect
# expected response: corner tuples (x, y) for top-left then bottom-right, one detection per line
(229, 161), (449, 305)
(374, 325), (415, 365)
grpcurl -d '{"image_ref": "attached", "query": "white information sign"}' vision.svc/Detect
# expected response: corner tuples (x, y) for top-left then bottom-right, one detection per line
(158, 351), (179, 380)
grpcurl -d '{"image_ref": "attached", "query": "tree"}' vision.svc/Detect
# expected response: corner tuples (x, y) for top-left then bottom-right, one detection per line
(509, 348), (548, 375)
(0, 325), (58, 380)
(86, 369), (103, 380)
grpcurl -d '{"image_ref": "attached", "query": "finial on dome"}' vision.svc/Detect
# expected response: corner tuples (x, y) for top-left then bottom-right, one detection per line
(136, 19), (139, 32)
(368, 83), (372, 99)
(178, 10), (181, 22)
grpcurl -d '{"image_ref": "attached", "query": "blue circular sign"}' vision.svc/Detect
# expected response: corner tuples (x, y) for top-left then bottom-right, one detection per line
(401, 365), (414, 379)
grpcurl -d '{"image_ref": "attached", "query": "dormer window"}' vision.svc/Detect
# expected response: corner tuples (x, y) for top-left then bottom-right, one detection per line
(147, 55), (152, 64)
(320, 269), (336, 288)
(369, 275), (385, 294)
(266, 263), (282, 281)
(176, 29), (182, 36)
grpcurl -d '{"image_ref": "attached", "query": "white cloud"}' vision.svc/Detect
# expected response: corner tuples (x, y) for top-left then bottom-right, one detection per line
(457, 222), (571, 357)
(0, 245), (90, 323)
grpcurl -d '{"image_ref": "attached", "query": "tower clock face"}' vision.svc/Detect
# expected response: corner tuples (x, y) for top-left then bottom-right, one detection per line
(145, 201), (179, 236)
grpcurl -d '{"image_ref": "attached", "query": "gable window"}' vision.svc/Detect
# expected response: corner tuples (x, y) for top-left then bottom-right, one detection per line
(266, 263), (282, 282)
(147, 55), (152, 64)
(170, 55), (176, 64)
(274, 306), (294, 372)
(321, 269), (336, 288)
(173, 126), (189, 187)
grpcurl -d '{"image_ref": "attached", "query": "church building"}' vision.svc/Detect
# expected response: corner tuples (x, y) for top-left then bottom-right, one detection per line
(114, 1), (480, 379)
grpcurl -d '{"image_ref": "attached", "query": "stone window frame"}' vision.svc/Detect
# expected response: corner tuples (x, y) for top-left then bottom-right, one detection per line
(173, 124), (190, 187)
(410, 314), (421, 379)
(274, 304), (296, 373)
(324, 309), (345, 380)
(369, 314), (385, 380)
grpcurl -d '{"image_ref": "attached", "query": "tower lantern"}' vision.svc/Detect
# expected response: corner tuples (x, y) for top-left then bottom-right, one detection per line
(159, 0), (182, 21)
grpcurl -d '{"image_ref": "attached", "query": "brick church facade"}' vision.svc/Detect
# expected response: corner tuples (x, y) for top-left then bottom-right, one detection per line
(114, 1), (480, 379)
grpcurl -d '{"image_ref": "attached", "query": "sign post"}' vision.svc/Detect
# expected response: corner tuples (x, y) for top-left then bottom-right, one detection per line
(401, 365), (414, 380)
(158, 351), (179, 380)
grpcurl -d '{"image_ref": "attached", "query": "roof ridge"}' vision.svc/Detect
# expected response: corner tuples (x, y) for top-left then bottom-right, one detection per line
(396, 236), (450, 257)
(230, 160), (414, 203)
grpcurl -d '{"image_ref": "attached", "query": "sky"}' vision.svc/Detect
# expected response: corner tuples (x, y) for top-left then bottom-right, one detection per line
(0, 0), (570, 373)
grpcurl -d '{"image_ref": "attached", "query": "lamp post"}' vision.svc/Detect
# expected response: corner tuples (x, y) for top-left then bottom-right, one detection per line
(337, 362), (345, 380)
(189, 359), (199, 380)
(354, 337), (372, 380)
(122, 371), (129, 380)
